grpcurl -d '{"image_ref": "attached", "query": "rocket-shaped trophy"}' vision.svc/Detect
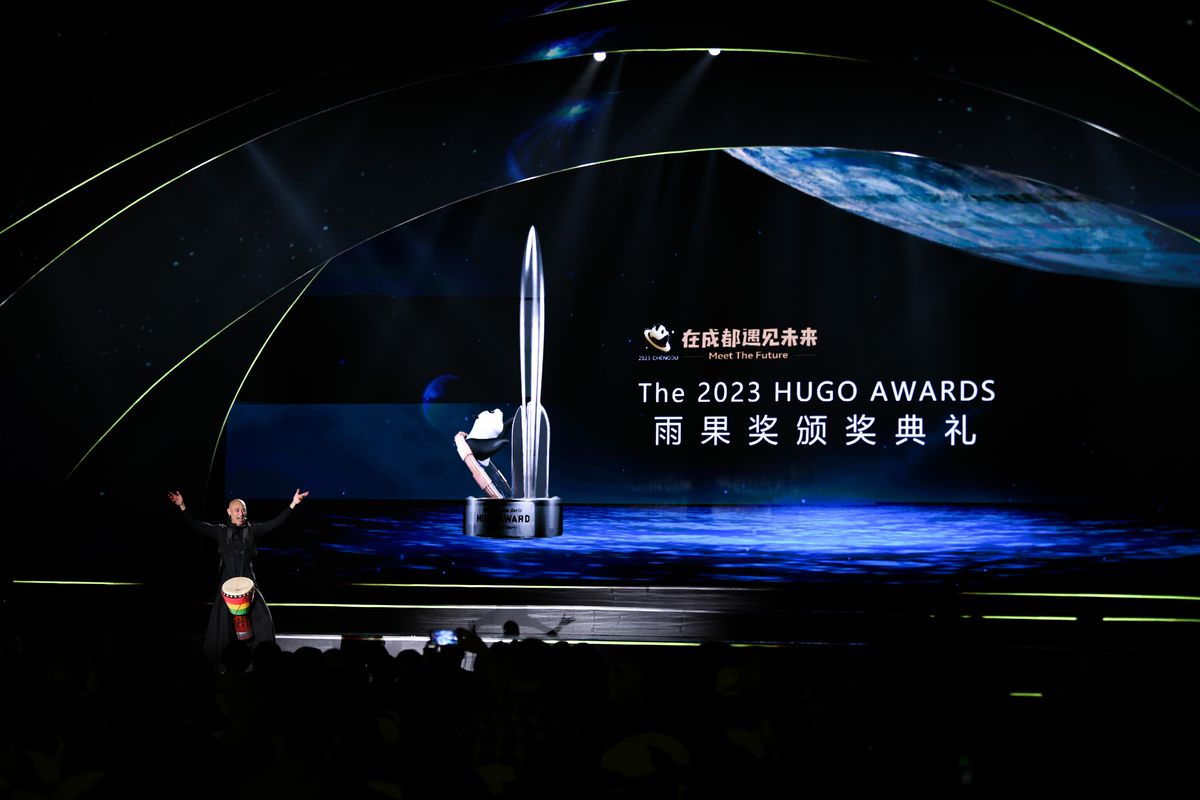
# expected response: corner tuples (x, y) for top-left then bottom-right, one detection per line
(458, 227), (563, 537)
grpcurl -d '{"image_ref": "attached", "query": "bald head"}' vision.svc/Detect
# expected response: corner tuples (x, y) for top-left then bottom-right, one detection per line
(227, 499), (248, 526)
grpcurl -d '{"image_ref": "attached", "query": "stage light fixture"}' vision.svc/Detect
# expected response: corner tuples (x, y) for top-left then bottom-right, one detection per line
(593, 51), (607, 62)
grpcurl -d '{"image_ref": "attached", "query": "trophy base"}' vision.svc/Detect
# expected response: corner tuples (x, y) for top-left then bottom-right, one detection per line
(463, 497), (562, 538)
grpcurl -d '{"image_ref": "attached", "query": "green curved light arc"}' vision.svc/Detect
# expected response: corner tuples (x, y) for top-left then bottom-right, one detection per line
(533, 0), (629, 16)
(67, 263), (325, 480)
(988, 1), (1200, 114)
(0, 88), (293, 240)
(1127, 209), (1200, 247)
(206, 262), (330, 486)
(2, 150), (225, 310)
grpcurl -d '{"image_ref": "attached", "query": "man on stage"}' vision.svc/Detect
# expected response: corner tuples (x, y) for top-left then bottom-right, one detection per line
(168, 488), (308, 667)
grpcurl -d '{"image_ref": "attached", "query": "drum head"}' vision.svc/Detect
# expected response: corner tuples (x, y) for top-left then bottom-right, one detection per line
(221, 577), (254, 597)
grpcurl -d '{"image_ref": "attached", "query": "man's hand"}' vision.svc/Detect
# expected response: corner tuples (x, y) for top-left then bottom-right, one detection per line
(168, 490), (185, 510)
(290, 488), (310, 509)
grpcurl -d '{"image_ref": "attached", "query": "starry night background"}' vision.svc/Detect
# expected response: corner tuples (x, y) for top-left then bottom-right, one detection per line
(1, 2), (1198, 581)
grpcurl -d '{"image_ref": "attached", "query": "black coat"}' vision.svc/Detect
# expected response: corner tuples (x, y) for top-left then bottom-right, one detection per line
(180, 506), (292, 665)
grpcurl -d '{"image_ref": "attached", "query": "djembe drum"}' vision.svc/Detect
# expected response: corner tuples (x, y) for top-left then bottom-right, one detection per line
(220, 577), (256, 641)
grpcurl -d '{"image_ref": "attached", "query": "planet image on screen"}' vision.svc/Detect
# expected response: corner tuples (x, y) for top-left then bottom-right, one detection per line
(421, 374), (473, 436)
(728, 146), (1200, 288)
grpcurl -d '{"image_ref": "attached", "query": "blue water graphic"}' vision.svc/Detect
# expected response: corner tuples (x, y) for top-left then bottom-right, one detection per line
(262, 504), (1200, 584)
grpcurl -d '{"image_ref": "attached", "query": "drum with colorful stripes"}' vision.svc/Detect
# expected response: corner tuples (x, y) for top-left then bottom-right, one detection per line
(220, 577), (256, 641)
